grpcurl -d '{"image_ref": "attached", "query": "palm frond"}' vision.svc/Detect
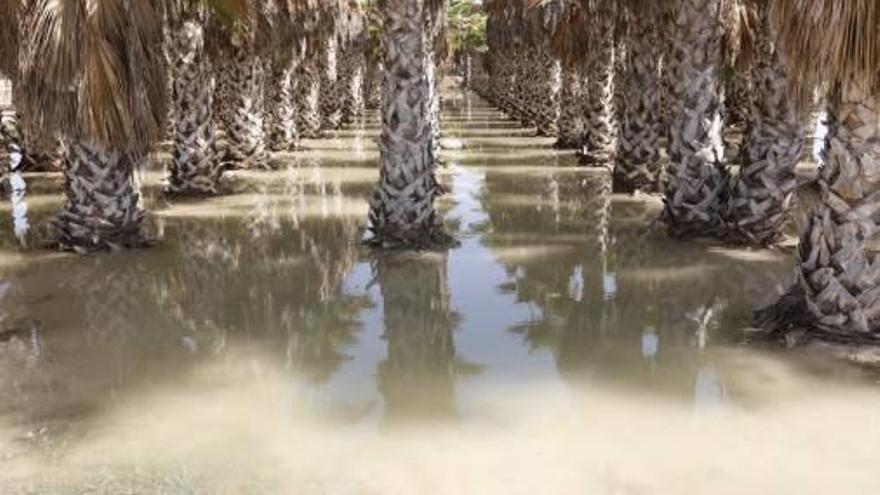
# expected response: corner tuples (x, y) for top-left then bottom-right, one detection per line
(19, 0), (167, 156)
(771, 0), (880, 102)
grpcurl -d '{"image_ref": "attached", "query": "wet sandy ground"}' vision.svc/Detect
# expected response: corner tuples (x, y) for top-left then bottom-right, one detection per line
(0, 85), (878, 494)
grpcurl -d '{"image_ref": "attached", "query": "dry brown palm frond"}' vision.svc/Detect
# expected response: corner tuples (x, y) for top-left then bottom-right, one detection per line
(18, 0), (167, 157)
(551, 2), (589, 68)
(771, 0), (880, 105)
(0, 0), (22, 79)
(732, 0), (758, 71)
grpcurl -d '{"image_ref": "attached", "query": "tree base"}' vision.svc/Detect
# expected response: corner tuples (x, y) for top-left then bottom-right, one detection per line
(365, 225), (459, 251)
(48, 224), (155, 254)
(553, 138), (582, 150)
(718, 227), (785, 248)
(612, 174), (660, 195)
(752, 286), (880, 347)
(165, 182), (225, 199)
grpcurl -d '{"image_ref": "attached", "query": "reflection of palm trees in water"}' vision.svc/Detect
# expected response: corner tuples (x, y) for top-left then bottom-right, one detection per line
(156, 209), (363, 383)
(146, 161), (365, 383)
(375, 251), (460, 424)
(478, 167), (745, 402)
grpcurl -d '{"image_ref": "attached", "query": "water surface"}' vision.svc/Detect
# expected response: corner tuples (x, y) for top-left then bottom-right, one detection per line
(0, 85), (878, 494)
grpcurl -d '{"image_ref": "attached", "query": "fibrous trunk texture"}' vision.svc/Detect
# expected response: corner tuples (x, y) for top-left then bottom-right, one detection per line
(365, 60), (384, 110)
(615, 16), (662, 193)
(533, 47), (561, 137)
(555, 64), (586, 149)
(613, 37), (628, 136)
(0, 108), (22, 195)
(266, 59), (298, 151)
(725, 71), (752, 128)
(224, 44), (268, 169)
(377, 253), (457, 423)
(510, 48), (532, 124)
(503, 49), (526, 121)
(368, 0), (451, 249)
(461, 53), (472, 89)
(426, 46), (442, 161)
(295, 58), (323, 139)
(662, 0), (727, 237)
(53, 141), (148, 252)
(489, 49), (515, 117)
(722, 6), (803, 246)
(168, 21), (221, 196)
(320, 35), (342, 130)
(757, 84), (880, 342)
(580, 12), (616, 170)
(339, 48), (366, 124)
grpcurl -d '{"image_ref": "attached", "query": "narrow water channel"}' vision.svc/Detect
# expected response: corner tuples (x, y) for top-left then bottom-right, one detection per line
(0, 84), (878, 494)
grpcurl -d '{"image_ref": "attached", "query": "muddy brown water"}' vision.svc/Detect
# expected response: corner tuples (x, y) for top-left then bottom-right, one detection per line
(0, 86), (878, 494)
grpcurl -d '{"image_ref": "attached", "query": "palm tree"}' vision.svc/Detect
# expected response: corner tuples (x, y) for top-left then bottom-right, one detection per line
(295, 42), (324, 138)
(265, 52), (299, 151)
(522, 0), (562, 137)
(362, 2), (384, 110)
(721, 0), (805, 246)
(446, 0), (486, 90)
(166, 1), (223, 196)
(425, 0), (446, 160)
(15, 0), (168, 252)
(0, 104), (21, 197)
(319, 1), (343, 130)
(367, 0), (453, 248)
(219, 23), (269, 169)
(485, 0), (527, 122)
(264, 1), (308, 152)
(579, 0), (616, 170)
(0, 2), (20, 194)
(551, 4), (589, 149)
(614, 1), (662, 192)
(756, 1), (880, 341)
(661, 0), (727, 238)
(338, 2), (367, 124)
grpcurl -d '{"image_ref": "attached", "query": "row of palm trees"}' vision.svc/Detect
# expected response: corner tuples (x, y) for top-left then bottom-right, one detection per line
(0, 0), (383, 251)
(477, 0), (805, 246)
(2, 1), (880, 341)
(467, 0), (880, 343)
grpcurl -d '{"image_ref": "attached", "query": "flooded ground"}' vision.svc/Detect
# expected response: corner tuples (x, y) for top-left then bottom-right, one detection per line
(1, 84), (879, 494)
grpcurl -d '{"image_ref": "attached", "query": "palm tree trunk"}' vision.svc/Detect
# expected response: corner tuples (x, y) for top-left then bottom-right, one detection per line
(365, 60), (383, 110)
(722, 5), (804, 246)
(339, 48), (366, 124)
(426, 46), (442, 160)
(0, 107), (21, 196)
(758, 84), (880, 339)
(615, 15), (662, 193)
(489, 49), (513, 115)
(52, 141), (148, 252)
(499, 49), (522, 119)
(512, 47), (534, 125)
(724, 71), (752, 128)
(580, 11), (616, 170)
(295, 58), (323, 138)
(320, 34), (342, 130)
(367, 0), (451, 249)
(461, 52), (472, 89)
(613, 36), (628, 137)
(376, 252), (457, 423)
(555, 64), (586, 149)
(662, 0), (727, 237)
(168, 21), (221, 196)
(225, 44), (269, 169)
(534, 47), (561, 137)
(266, 59), (298, 151)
